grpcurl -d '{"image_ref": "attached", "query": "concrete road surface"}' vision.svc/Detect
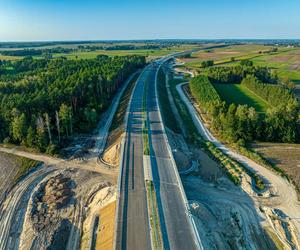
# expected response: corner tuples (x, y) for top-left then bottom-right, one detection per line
(115, 62), (199, 249)
(115, 67), (152, 250)
(147, 65), (199, 250)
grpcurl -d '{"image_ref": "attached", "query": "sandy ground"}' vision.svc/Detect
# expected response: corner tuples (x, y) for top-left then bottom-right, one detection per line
(96, 201), (116, 250)
(0, 152), (25, 202)
(102, 139), (121, 167)
(0, 165), (115, 250)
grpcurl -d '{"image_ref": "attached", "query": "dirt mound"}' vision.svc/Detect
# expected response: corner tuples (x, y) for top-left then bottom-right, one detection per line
(30, 174), (75, 233)
(102, 141), (120, 166)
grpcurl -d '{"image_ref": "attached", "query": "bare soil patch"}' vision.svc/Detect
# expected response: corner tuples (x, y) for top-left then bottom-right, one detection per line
(252, 142), (300, 193)
(18, 168), (114, 250)
(102, 139), (121, 166)
(0, 152), (40, 203)
(290, 61), (300, 71)
(269, 56), (290, 62)
(96, 201), (116, 250)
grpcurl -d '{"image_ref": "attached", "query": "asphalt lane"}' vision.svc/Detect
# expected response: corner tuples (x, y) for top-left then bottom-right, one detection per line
(115, 68), (152, 250)
(147, 65), (198, 250)
(116, 63), (198, 250)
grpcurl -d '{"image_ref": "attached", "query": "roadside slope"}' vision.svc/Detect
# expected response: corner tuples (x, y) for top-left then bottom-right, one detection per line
(176, 82), (300, 239)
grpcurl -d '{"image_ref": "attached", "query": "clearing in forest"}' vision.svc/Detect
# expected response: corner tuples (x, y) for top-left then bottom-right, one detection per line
(213, 83), (271, 113)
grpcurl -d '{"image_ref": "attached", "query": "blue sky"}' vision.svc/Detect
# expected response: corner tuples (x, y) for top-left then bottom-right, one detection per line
(0, 0), (299, 41)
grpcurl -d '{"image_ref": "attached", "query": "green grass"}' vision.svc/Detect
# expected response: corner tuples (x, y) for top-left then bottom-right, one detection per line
(185, 44), (275, 68)
(213, 83), (271, 112)
(34, 45), (199, 60)
(251, 50), (300, 84)
(143, 78), (150, 155)
(185, 45), (300, 84)
(168, 79), (266, 189)
(14, 157), (41, 181)
(109, 73), (139, 132)
(157, 68), (181, 133)
(146, 181), (163, 249)
(0, 44), (199, 61)
(0, 55), (23, 61)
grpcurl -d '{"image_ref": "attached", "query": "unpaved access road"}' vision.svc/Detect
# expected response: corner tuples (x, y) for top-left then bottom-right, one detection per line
(0, 146), (117, 178)
(176, 82), (300, 240)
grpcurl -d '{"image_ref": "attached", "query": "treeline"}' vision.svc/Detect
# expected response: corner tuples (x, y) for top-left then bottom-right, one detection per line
(0, 55), (145, 153)
(190, 75), (221, 109)
(190, 66), (300, 144)
(78, 44), (161, 51)
(241, 75), (297, 107)
(201, 60), (214, 68)
(0, 47), (74, 57)
(206, 61), (277, 84)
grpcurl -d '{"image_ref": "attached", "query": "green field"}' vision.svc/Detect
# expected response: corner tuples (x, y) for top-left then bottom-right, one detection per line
(184, 44), (275, 68)
(0, 44), (200, 61)
(213, 83), (271, 112)
(184, 45), (300, 85)
(251, 49), (300, 84)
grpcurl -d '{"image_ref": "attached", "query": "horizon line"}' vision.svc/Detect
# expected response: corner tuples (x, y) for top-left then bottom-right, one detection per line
(1, 38), (300, 43)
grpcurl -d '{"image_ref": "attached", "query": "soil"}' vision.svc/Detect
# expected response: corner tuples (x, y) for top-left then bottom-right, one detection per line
(96, 201), (116, 250)
(102, 139), (121, 167)
(252, 142), (300, 195)
(0, 152), (24, 201)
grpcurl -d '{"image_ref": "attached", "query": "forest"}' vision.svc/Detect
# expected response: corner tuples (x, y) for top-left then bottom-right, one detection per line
(190, 62), (300, 144)
(0, 47), (74, 57)
(0, 55), (145, 153)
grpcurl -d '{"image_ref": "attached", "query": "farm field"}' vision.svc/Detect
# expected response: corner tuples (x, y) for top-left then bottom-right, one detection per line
(0, 43), (201, 61)
(251, 48), (300, 84)
(183, 44), (276, 67)
(0, 55), (22, 61)
(252, 142), (300, 194)
(213, 83), (271, 113)
(43, 44), (200, 59)
(183, 44), (300, 85)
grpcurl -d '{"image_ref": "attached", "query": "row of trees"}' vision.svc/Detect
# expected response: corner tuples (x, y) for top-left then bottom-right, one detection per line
(201, 60), (214, 68)
(0, 55), (146, 153)
(241, 75), (297, 107)
(0, 47), (74, 57)
(206, 61), (277, 84)
(190, 72), (300, 144)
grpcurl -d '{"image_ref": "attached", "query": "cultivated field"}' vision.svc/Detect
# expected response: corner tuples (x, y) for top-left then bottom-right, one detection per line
(183, 44), (300, 85)
(252, 48), (300, 84)
(0, 43), (201, 61)
(43, 44), (199, 60)
(183, 44), (274, 67)
(213, 83), (271, 112)
(252, 142), (300, 194)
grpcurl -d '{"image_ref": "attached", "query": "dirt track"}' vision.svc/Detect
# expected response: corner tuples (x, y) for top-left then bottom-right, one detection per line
(0, 146), (117, 178)
(176, 81), (300, 248)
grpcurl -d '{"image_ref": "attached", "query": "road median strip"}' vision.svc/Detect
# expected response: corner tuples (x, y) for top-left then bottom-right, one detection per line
(142, 71), (163, 250)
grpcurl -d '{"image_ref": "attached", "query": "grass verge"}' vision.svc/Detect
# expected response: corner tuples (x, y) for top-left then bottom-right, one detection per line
(146, 180), (163, 249)
(14, 157), (41, 182)
(110, 73), (140, 132)
(143, 77), (150, 155)
(157, 67), (181, 133)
